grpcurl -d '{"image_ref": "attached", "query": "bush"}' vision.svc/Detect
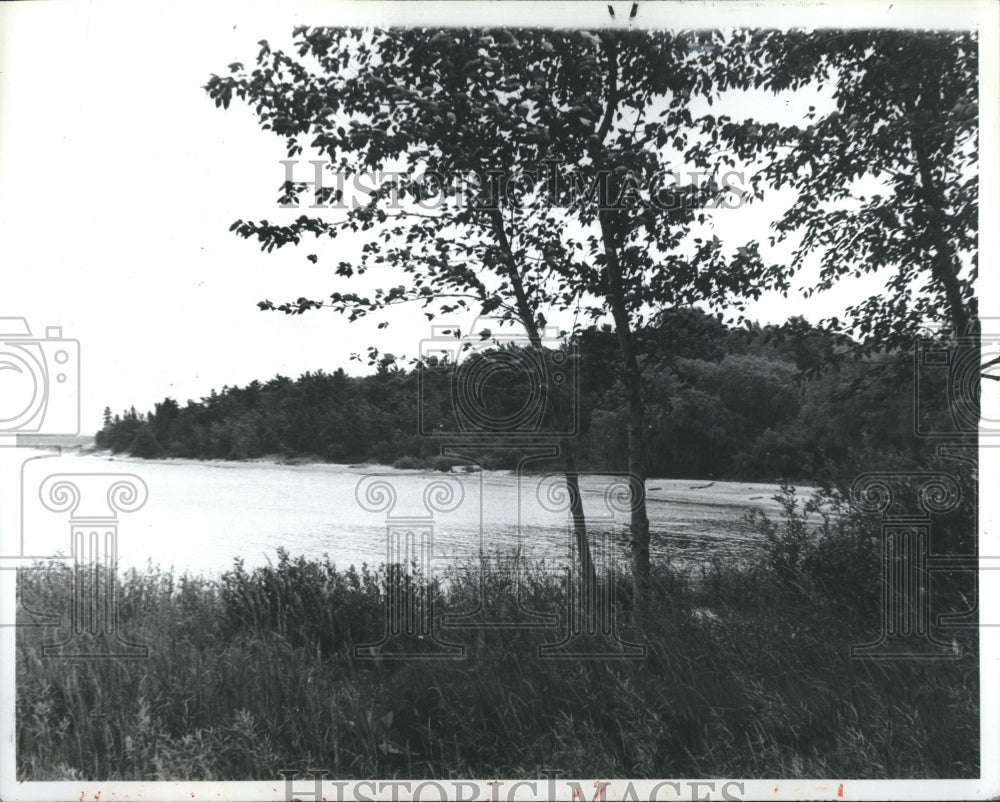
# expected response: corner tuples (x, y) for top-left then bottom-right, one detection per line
(746, 484), (890, 620)
(16, 548), (978, 780)
(759, 484), (814, 590)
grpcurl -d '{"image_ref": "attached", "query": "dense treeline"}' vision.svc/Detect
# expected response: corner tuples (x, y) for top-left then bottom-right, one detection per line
(96, 310), (949, 483)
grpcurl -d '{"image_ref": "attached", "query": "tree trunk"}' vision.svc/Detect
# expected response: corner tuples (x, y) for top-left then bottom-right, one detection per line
(561, 440), (597, 609)
(612, 309), (651, 617)
(910, 120), (973, 337)
(489, 210), (597, 596)
(600, 212), (651, 618)
(622, 358), (651, 615)
(588, 36), (652, 618)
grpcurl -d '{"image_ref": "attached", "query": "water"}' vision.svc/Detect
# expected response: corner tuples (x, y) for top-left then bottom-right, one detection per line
(10, 450), (795, 577)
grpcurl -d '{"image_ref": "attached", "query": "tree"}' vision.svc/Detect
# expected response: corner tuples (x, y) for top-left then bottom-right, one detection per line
(207, 26), (610, 598)
(713, 29), (977, 349)
(129, 425), (163, 459)
(96, 406), (114, 449)
(151, 397), (180, 448)
(205, 27), (775, 615)
(549, 31), (777, 608)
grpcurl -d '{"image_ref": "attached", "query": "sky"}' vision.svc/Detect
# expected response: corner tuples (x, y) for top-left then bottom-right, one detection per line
(0, 0), (996, 434)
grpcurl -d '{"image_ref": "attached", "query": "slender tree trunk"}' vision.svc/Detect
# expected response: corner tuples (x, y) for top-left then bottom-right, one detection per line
(588, 35), (652, 618)
(600, 212), (651, 618)
(561, 440), (596, 609)
(489, 210), (597, 596)
(622, 355), (650, 614)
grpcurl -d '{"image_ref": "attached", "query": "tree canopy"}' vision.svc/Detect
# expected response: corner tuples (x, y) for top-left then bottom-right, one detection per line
(711, 29), (977, 346)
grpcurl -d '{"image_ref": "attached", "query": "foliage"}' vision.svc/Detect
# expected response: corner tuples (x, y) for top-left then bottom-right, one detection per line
(712, 29), (978, 346)
(204, 28), (771, 330)
(204, 25), (796, 607)
(96, 311), (951, 483)
(18, 534), (977, 780)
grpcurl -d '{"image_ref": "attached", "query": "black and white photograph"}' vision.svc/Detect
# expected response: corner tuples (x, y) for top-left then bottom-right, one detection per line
(0, 1), (997, 799)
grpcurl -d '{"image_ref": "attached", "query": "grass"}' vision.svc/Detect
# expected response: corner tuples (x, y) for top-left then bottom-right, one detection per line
(16, 494), (979, 781)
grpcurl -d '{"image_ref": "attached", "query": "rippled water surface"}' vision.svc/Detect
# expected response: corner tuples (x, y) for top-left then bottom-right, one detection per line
(14, 451), (800, 577)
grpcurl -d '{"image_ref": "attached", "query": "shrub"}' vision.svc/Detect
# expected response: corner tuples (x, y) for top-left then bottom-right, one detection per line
(746, 484), (886, 620)
(16, 545), (978, 781)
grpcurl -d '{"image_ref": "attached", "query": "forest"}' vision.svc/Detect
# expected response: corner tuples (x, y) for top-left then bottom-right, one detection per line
(96, 308), (950, 487)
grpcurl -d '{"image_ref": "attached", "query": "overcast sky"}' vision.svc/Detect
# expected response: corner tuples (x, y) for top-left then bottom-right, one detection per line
(0, 0), (995, 434)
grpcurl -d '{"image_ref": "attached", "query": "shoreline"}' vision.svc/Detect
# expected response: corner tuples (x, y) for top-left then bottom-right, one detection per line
(19, 436), (817, 493)
(56, 448), (809, 510)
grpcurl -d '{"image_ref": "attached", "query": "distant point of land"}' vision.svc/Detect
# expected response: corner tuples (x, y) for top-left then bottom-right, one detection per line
(15, 434), (96, 450)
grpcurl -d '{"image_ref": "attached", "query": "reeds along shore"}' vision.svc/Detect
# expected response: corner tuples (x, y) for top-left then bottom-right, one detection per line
(16, 495), (978, 781)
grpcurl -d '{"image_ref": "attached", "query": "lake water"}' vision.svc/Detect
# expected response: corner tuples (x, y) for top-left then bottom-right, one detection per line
(7, 449), (795, 578)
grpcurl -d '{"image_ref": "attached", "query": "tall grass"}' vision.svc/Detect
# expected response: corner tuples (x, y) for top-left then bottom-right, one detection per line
(17, 497), (978, 780)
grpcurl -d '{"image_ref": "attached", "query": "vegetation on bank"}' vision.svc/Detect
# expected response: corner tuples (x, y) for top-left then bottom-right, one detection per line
(95, 310), (953, 485)
(18, 486), (978, 780)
